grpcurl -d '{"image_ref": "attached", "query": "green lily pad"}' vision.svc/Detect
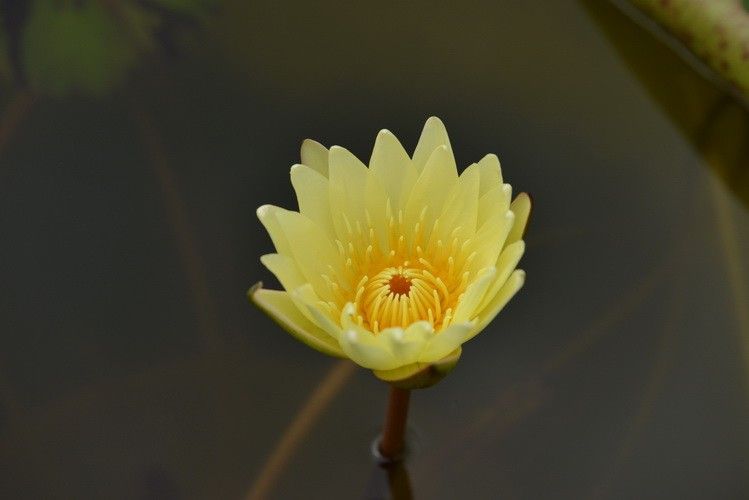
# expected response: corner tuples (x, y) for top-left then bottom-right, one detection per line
(22, 0), (144, 95)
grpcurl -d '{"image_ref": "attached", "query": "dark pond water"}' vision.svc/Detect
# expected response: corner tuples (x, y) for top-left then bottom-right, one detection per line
(1, 1), (748, 499)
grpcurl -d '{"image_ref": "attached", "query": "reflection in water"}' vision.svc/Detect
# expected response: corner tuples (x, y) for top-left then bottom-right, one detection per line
(586, 0), (749, 392)
(246, 361), (356, 500)
(584, 0), (749, 209)
(143, 465), (182, 500)
(699, 100), (749, 208)
(364, 461), (413, 500)
(0, 90), (32, 161)
(590, 268), (687, 499)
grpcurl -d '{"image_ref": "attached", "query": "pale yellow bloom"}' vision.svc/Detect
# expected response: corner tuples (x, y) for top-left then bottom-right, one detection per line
(251, 117), (529, 380)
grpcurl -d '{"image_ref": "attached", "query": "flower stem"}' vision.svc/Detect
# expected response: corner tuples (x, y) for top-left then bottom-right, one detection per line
(378, 386), (411, 460)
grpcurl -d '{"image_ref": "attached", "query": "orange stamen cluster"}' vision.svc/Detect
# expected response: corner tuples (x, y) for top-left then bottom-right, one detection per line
(320, 201), (479, 333)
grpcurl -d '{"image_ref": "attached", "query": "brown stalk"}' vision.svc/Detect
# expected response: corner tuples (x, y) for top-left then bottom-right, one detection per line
(378, 386), (411, 461)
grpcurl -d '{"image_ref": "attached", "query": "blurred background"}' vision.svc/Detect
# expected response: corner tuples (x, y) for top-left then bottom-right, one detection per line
(1, 1), (748, 498)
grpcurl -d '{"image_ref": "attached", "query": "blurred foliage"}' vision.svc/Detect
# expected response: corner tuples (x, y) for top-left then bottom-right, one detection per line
(628, 0), (749, 99)
(23, 1), (148, 96)
(148, 0), (212, 16)
(0, 0), (214, 96)
(584, 0), (749, 208)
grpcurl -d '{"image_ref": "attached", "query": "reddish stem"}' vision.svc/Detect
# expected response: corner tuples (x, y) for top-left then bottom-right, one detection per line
(378, 386), (411, 460)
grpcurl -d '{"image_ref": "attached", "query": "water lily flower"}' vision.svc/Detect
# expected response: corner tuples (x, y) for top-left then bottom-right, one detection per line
(251, 117), (530, 387)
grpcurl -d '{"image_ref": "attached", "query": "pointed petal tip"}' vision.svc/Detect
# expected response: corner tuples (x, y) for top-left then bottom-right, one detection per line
(247, 281), (263, 300)
(258, 253), (276, 268)
(301, 138), (323, 148)
(481, 153), (500, 166)
(511, 269), (527, 290)
(328, 145), (360, 162)
(256, 204), (273, 219)
(300, 138), (328, 156)
(514, 192), (533, 212)
(425, 116), (445, 127)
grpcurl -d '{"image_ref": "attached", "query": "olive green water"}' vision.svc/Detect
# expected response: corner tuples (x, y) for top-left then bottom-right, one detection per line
(1, 1), (748, 499)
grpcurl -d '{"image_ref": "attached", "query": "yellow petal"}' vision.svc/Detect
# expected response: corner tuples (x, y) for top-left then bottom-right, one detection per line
(477, 183), (512, 229)
(340, 329), (398, 370)
(261, 254), (330, 329)
(339, 304), (397, 369)
(437, 162), (480, 240)
(300, 139), (329, 177)
(328, 145), (369, 240)
(468, 209), (515, 274)
(290, 164), (334, 237)
(274, 210), (342, 298)
(260, 253), (305, 292)
(257, 205), (293, 257)
(404, 145), (458, 243)
(452, 267), (497, 324)
(364, 168), (390, 251)
(476, 153), (503, 196)
(292, 283), (343, 340)
(412, 116), (452, 173)
(507, 192), (531, 245)
(419, 322), (473, 363)
(472, 269), (525, 337)
(477, 240), (525, 313)
(249, 285), (345, 358)
(380, 321), (433, 365)
(369, 129), (418, 210)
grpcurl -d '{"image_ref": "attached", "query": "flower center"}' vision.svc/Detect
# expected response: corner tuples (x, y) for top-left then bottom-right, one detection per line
(352, 265), (458, 334)
(388, 273), (412, 295)
(322, 205), (479, 334)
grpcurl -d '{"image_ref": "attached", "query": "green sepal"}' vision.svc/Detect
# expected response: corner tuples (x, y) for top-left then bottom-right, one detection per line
(373, 347), (461, 390)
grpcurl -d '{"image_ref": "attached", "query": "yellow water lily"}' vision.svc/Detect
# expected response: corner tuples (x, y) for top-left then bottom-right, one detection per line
(251, 117), (529, 383)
